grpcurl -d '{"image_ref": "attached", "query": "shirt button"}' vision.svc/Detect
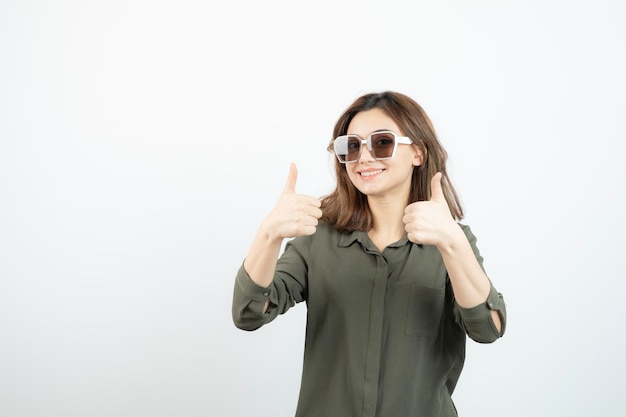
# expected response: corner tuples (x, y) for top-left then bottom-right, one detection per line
(263, 292), (270, 297)
(488, 302), (494, 309)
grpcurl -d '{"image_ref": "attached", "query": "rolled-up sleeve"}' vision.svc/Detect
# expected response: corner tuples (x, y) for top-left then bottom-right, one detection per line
(232, 238), (309, 331)
(455, 284), (506, 343)
(232, 265), (275, 331)
(452, 224), (507, 343)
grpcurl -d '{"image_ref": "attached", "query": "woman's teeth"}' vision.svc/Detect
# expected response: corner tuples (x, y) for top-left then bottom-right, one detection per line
(360, 169), (383, 177)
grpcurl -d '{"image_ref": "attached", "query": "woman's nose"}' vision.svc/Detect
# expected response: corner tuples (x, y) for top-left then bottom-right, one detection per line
(358, 145), (376, 163)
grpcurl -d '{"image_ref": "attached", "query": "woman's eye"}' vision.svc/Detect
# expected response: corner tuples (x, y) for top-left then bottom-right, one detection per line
(347, 141), (360, 150)
(374, 137), (393, 147)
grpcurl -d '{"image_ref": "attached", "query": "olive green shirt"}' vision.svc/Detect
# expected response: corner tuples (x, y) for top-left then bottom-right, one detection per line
(232, 222), (506, 417)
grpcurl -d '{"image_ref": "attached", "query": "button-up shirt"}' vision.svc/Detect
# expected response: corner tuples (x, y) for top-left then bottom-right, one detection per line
(232, 222), (506, 417)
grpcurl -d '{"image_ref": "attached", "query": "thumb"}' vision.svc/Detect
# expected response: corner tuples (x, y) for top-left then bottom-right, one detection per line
(429, 172), (446, 203)
(282, 163), (298, 194)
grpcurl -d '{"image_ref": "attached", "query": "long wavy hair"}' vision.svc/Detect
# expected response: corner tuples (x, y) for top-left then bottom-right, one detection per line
(321, 91), (464, 233)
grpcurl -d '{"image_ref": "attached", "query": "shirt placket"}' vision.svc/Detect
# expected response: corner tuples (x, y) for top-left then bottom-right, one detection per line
(361, 250), (388, 417)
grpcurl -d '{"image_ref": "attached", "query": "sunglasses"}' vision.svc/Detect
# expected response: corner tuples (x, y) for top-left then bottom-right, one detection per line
(330, 130), (413, 164)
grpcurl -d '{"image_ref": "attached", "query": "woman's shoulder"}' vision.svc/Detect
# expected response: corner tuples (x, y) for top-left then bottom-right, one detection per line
(288, 221), (346, 247)
(304, 220), (340, 241)
(457, 222), (482, 247)
(457, 222), (475, 234)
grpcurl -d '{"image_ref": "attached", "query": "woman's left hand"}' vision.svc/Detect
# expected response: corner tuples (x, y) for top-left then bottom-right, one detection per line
(403, 172), (459, 248)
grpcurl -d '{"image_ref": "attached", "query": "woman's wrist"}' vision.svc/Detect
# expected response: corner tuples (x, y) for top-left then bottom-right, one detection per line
(436, 222), (466, 254)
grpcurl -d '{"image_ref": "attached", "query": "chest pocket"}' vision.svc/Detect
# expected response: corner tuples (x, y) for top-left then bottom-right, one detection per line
(405, 285), (445, 337)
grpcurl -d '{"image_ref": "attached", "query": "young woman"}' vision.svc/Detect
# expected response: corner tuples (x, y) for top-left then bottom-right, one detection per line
(232, 91), (506, 417)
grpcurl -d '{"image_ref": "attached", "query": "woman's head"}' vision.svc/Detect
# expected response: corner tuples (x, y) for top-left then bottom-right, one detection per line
(321, 91), (463, 232)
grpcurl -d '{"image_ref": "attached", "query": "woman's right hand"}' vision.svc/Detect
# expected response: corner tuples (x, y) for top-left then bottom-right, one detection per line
(261, 163), (322, 241)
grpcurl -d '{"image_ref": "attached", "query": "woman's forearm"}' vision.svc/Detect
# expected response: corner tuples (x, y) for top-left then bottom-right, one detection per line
(437, 226), (502, 332)
(243, 225), (284, 289)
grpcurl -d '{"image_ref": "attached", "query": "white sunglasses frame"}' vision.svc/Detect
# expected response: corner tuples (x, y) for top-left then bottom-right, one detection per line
(331, 130), (413, 164)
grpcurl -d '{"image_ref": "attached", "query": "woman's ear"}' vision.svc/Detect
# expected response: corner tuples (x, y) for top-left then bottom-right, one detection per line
(412, 144), (424, 166)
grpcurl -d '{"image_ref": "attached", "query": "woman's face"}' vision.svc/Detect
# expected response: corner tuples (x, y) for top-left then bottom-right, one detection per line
(344, 108), (423, 201)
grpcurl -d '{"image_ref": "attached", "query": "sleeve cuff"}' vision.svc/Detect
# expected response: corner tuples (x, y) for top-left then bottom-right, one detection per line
(232, 264), (275, 330)
(235, 264), (274, 303)
(456, 285), (506, 343)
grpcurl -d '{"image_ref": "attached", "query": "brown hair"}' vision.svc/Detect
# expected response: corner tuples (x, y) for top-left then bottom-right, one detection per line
(321, 91), (464, 232)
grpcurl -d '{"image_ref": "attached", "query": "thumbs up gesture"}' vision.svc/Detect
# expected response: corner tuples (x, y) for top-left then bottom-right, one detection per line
(262, 163), (323, 240)
(403, 172), (458, 247)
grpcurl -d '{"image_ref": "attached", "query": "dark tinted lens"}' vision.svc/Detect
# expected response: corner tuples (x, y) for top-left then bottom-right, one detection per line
(370, 132), (396, 159)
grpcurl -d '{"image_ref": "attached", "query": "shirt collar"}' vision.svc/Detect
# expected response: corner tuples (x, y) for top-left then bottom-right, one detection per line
(338, 230), (412, 249)
(338, 230), (364, 248)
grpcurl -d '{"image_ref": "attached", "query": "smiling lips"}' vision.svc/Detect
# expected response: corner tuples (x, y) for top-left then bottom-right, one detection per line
(359, 168), (385, 178)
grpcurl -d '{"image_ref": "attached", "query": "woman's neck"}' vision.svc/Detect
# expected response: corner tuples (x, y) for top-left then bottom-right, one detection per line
(367, 194), (409, 251)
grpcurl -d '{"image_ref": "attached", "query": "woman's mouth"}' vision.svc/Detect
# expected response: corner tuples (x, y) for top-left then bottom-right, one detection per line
(359, 169), (385, 177)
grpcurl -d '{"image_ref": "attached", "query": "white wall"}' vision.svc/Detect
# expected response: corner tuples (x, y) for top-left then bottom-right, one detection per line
(1, 1), (625, 416)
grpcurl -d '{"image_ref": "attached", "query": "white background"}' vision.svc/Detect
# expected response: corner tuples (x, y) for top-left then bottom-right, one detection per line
(1, 1), (625, 416)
